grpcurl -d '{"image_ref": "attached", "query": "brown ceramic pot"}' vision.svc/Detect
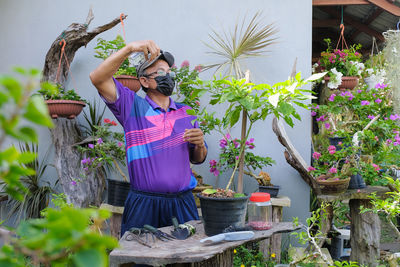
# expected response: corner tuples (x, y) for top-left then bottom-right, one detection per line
(115, 75), (141, 92)
(46, 100), (86, 119)
(324, 76), (359, 90)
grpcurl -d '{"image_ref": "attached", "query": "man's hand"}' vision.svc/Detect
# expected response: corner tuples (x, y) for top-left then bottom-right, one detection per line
(127, 40), (160, 61)
(183, 128), (205, 148)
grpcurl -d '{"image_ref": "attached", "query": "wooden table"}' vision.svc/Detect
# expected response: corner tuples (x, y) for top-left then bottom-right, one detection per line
(317, 186), (390, 267)
(109, 220), (299, 266)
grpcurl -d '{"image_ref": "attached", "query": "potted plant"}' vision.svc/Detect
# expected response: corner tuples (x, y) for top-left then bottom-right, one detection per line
(94, 35), (140, 92)
(191, 72), (324, 235)
(313, 38), (364, 90)
(38, 84), (86, 119)
(77, 118), (129, 206)
(208, 134), (278, 196)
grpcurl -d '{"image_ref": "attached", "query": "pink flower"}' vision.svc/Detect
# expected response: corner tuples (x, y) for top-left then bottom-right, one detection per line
(328, 94), (336, 102)
(357, 189), (361, 193)
(338, 142), (342, 145)
(225, 133), (231, 140)
(97, 138), (103, 144)
(308, 166), (316, 172)
(104, 118), (111, 124)
(368, 115), (375, 120)
(209, 160), (217, 167)
(375, 83), (388, 89)
(372, 163), (380, 172)
(316, 115), (326, 122)
(386, 139), (393, 144)
(329, 150), (336, 155)
(118, 142), (124, 147)
(375, 98), (382, 104)
(70, 180), (77, 186)
(325, 123), (331, 129)
(235, 156), (239, 161)
(328, 145), (336, 151)
(219, 139), (228, 148)
(390, 114), (400, 121)
(233, 139), (239, 148)
(374, 136), (379, 141)
(312, 152), (321, 160)
(311, 111), (317, 117)
(329, 167), (337, 174)
(361, 100), (370, 106)
(180, 60), (190, 68)
(195, 101), (200, 106)
(194, 65), (203, 72)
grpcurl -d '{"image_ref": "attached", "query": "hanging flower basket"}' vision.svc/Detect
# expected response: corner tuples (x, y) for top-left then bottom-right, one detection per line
(324, 76), (359, 90)
(46, 100), (86, 119)
(316, 175), (350, 194)
(115, 75), (141, 92)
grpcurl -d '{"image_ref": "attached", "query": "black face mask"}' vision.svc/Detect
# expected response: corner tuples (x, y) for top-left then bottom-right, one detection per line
(154, 73), (175, 96)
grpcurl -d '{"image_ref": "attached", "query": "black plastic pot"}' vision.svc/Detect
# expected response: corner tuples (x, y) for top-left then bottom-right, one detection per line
(198, 194), (249, 236)
(348, 173), (366, 190)
(259, 185), (280, 198)
(107, 179), (131, 207)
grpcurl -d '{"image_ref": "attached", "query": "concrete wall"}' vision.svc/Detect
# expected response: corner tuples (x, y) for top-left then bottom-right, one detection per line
(0, 0), (312, 224)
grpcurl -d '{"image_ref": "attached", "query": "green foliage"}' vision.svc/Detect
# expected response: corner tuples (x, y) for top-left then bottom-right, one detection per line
(233, 245), (268, 267)
(0, 194), (118, 266)
(38, 84), (86, 103)
(0, 68), (55, 199)
(0, 142), (56, 223)
(331, 260), (360, 267)
(80, 99), (107, 137)
(94, 35), (137, 76)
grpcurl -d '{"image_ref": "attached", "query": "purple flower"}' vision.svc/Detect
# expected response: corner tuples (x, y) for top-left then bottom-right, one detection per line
(316, 115), (326, 122)
(97, 138), (103, 144)
(394, 141), (399, 146)
(235, 156), (239, 160)
(325, 123), (331, 129)
(375, 83), (388, 89)
(118, 142), (124, 147)
(361, 100), (370, 106)
(386, 139), (392, 144)
(233, 139), (239, 148)
(340, 92), (346, 97)
(225, 133), (231, 140)
(368, 115), (375, 120)
(212, 169), (220, 177)
(328, 94), (336, 102)
(180, 60), (190, 68)
(357, 89), (362, 94)
(329, 167), (337, 174)
(70, 180), (77, 186)
(390, 114), (400, 121)
(88, 144), (94, 149)
(81, 158), (89, 165)
(311, 111), (317, 117)
(219, 139), (228, 148)
(375, 98), (382, 104)
(209, 160), (217, 167)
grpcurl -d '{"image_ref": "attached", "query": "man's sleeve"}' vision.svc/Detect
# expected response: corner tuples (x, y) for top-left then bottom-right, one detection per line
(189, 120), (208, 165)
(98, 77), (135, 126)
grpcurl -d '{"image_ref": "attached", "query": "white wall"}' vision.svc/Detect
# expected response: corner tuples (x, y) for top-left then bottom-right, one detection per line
(0, 0), (312, 224)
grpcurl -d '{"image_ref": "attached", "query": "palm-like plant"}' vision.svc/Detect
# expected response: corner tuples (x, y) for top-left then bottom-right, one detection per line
(204, 12), (278, 78)
(81, 99), (106, 137)
(1, 143), (56, 222)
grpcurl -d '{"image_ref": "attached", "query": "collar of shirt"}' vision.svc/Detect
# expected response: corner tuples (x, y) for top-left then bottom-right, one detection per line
(145, 95), (177, 112)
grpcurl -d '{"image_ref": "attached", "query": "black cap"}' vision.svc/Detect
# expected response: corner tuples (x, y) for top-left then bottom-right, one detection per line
(137, 50), (174, 77)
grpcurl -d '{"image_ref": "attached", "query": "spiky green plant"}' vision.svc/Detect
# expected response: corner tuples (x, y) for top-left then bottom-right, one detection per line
(204, 11), (278, 78)
(1, 143), (56, 222)
(81, 99), (106, 137)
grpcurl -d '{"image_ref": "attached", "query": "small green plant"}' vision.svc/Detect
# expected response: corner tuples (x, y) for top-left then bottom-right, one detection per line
(233, 245), (268, 267)
(38, 84), (86, 103)
(94, 35), (137, 76)
(331, 261), (360, 267)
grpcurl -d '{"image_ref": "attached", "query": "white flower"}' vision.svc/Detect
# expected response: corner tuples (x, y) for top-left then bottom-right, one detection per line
(366, 68), (374, 75)
(327, 68), (343, 89)
(393, 47), (398, 54)
(312, 63), (319, 73)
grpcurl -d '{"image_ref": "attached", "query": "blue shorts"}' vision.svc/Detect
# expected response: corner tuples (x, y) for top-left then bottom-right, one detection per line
(120, 189), (199, 236)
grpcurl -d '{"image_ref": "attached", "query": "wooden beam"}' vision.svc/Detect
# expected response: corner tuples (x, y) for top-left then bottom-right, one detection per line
(313, 19), (341, 27)
(313, 0), (369, 5)
(368, 0), (400, 16)
(350, 8), (384, 40)
(319, 7), (385, 41)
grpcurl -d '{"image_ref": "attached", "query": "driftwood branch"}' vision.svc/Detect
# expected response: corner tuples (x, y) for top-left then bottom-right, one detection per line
(272, 117), (321, 195)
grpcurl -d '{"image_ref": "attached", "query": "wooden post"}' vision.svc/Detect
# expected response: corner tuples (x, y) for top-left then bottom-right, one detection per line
(349, 199), (380, 266)
(237, 70), (250, 193)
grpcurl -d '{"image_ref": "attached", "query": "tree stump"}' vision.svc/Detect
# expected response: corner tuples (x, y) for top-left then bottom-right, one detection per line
(349, 199), (380, 266)
(41, 9), (127, 207)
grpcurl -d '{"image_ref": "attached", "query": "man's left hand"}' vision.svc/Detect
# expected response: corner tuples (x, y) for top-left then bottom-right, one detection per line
(183, 128), (205, 148)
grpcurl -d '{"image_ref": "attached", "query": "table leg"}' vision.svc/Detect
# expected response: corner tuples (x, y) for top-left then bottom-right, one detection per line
(270, 206), (283, 262)
(349, 199), (380, 267)
(110, 212), (122, 239)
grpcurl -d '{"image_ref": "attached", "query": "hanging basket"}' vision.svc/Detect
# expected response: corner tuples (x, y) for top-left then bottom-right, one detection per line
(324, 76), (359, 90)
(115, 75), (141, 92)
(316, 176), (350, 194)
(46, 100), (86, 119)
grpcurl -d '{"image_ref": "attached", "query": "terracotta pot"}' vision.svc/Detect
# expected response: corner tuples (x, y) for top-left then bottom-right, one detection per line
(46, 100), (86, 119)
(324, 76), (359, 90)
(115, 75), (141, 92)
(316, 176), (350, 194)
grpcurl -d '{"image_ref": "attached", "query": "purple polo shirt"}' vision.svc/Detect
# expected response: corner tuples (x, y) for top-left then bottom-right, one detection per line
(100, 78), (202, 193)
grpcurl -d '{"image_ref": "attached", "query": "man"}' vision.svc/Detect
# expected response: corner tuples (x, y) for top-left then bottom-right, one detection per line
(90, 40), (207, 235)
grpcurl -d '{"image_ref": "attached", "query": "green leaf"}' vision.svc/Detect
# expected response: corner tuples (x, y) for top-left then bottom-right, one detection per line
(23, 95), (53, 127)
(277, 102), (295, 116)
(18, 151), (37, 164)
(186, 109), (196, 116)
(0, 76), (22, 102)
(234, 193), (246, 198)
(230, 106), (241, 127)
(202, 189), (217, 195)
(72, 249), (105, 267)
